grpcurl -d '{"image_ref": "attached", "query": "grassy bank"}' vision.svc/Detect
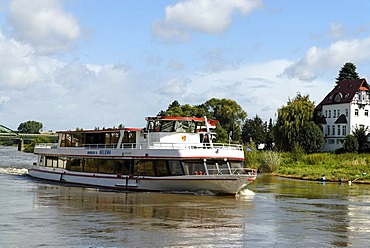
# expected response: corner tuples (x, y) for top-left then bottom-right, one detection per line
(273, 152), (370, 183)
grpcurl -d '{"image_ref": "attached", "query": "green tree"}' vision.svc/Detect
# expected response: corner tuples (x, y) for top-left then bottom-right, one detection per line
(336, 62), (359, 83)
(265, 118), (275, 150)
(343, 134), (359, 153)
(203, 98), (247, 142)
(297, 121), (324, 153)
(23, 136), (51, 153)
(160, 98), (247, 143)
(17, 121), (43, 134)
(242, 115), (266, 148)
(352, 125), (368, 152)
(274, 93), (316, 152)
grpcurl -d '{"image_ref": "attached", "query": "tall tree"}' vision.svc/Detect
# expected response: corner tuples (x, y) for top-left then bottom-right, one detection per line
(242, 115), (266, 148)
(265, 118), (275, 150)
(336, 62), (359, 83)
(296, 121), (324, 153)
(159, 98), (247, 143)
(204, 98), (247, 142)
(17, 120), (43, 134)
(274, 93), (317, 152)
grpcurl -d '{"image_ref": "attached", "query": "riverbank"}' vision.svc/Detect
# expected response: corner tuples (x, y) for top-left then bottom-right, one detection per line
(273, 152), (370, 183)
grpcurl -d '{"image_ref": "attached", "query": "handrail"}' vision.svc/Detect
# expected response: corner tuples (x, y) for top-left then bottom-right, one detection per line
(35, 142), (243, 151)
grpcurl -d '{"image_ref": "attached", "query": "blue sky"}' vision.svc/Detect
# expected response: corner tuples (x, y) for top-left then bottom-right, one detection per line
(1, 0), (370, 131)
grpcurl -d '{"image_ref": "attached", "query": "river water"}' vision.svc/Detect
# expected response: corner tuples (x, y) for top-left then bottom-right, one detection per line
(1, 146), (370, 247)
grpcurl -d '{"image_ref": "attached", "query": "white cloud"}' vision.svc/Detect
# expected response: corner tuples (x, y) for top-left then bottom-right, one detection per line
(0, 32), (43, 89)
(282, 38), (370, 81)
(0, 95), (10, 104)
(152, 0), (262, 42)
(8, 0), (80, 55)
(154, 59), (329, 121)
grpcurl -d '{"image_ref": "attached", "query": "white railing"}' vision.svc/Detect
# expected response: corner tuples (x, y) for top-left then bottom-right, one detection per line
(206, 167), (257, 176)
(35, 142), (243, 151)
(119, 142), (243, 151)
(35, 143), (58, 148)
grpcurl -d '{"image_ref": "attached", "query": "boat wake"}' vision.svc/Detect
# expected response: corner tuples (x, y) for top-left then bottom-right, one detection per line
(0, 167), (28, 175)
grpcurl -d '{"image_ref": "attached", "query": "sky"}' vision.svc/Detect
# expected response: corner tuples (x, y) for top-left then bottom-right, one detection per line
(1, 0), (370, 131)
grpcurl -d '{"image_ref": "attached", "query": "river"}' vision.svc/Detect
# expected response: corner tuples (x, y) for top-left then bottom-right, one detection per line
(0, 146), (369, 247)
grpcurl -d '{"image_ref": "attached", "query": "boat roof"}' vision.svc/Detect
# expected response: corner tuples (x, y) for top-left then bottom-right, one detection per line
(146, 116), (219, 124)
(56, 127), (142, 134)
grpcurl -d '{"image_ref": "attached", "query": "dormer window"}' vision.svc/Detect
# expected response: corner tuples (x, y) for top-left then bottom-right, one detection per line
(344, 93), (350, 99)
(329, 95), (333, 100)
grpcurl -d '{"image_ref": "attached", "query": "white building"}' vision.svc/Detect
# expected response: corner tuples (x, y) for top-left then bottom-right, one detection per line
(315, 78), (370, 151)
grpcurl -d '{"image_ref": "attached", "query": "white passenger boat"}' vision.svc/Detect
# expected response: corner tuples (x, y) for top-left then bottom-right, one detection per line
(28, 116), (257, 195)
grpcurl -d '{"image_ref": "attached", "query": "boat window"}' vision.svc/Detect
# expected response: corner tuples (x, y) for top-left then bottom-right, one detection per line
(61, 133), (72, 147)
(168, 161), (184, 176)
(133, 160), (155, 176)
(229, 161), (244, 174)
(161, 121), (175, 132)
(68, 158), (83, 172)
(113, 160), (131, 175)
(97, 160), (115, 174)
(206, 161), (218, 175)
(183, 161), (205, 175)
(156, 160), (171, 176)
(84, 158), (99, 173)
(174, 121), (196, 133)
(123, 131), (136, 147)
(71, 133), (84, 147)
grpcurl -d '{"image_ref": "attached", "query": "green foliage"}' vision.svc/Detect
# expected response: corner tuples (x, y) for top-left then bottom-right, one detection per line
(159, 98), (247, 143)
(296, 121), (324, 153)
(336, 62), (359, 83)
(343, 134), (359, 153)
(242, 115), (266, 147)
(17, 120), (43, 134)
(203, 98), (247, 142)
(274, 93), (316, 151)
(291, 143), (305, 161)
(352, 125), (369, 152)
(258, 151), (281, 173)
(276, 152), (370, 182)
(265, 118), (275, 150)
(23, 136), (51, 153)
(245, 138), (259, 168)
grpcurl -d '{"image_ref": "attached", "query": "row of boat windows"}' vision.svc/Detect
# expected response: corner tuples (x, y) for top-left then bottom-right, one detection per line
(39, 156), (244, 176)
(147, 120), (199, 133)
(60, 131), (136, 147)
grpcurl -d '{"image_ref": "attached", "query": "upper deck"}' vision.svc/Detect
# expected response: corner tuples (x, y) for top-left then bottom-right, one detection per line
(34, 116), (244, 159)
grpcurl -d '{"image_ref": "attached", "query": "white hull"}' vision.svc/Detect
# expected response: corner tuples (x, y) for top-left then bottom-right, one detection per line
(28, 166), (256, 195)
(28, 116), (257, 195)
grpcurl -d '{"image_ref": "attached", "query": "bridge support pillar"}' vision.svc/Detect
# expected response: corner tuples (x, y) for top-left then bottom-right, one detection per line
(18, 138), (24, 151)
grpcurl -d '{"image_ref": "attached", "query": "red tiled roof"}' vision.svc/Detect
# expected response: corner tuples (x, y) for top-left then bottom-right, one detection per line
(316, 78), (369, 107)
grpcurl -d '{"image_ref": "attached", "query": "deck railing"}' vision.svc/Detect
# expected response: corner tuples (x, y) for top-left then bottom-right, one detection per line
(35, 142), (243, 151)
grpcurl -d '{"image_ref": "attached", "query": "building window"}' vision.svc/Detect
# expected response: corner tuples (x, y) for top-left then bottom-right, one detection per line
(345, 109), (348, 117)
(332, 125), (335, 135)
(327, 125), (330, 135)
(334, 110), (336, 118)
(329, 110), (331, 118)
(338, 109), (340, 116)
(337, 125), (341, 136)
(342, 126), (347, 136)
(325, 110), (327, 118)
(365, 110), (369, 117)
(355, 109), (359, 116)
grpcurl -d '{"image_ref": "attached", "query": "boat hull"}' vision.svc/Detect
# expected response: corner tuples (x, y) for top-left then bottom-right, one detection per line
(28, 166), (256, 195)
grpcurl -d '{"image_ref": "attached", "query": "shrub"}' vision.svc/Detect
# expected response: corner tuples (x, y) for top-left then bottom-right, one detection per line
(258, 151), (281, 173)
